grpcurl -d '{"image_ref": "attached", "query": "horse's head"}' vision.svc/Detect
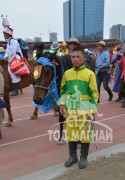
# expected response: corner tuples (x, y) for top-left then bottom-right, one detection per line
(33, 63), (54, 105)
(32, 42), (62, 105)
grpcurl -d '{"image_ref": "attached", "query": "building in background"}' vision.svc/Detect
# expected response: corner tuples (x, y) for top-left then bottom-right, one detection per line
(34, 37), (42, 42)
(25, 38), (34, 42)
(110, 24), (125, 42)
(63, 0), (104, 41)
(49, 32), (57, 42)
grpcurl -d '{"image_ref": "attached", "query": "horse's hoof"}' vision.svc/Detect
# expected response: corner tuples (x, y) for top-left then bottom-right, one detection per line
(57, 139), (65, 145)
(5, 122), (12, 127)
(30, 115), (37, 120)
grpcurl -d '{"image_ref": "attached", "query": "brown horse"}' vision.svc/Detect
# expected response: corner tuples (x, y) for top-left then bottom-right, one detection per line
(0, 60), (37, 126)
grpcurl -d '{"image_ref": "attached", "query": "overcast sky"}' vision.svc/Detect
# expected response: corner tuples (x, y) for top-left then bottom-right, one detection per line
(0, 0), (125, 41)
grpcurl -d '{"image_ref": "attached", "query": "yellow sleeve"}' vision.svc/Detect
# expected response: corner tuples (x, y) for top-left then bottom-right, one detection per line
(89, 72), (99, 114)
(60, 73), (66, 105)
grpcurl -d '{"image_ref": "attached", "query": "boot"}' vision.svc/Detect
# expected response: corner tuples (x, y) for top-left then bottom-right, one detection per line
(10, 83), (19, 96)
(78, 143), (90, 169)
(115, 94), (123, 102)
(65, 142), (78, 167)
(79, 156), (87, 169)
(108, 93), (113, 101)
(122, 100), (125, 108)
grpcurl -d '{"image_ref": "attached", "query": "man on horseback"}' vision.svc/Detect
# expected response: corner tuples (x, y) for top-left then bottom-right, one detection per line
(0, 26), (22, 96)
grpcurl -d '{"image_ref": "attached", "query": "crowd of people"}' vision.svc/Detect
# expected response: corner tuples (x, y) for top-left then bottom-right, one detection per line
(0, 18), (125, 170)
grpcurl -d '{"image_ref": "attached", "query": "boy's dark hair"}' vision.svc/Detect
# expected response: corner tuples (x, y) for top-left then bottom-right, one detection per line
(72, 46), (85, 55)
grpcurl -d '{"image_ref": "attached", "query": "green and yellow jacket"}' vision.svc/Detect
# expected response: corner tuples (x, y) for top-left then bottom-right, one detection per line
(60, 65), (99, 142)
(60, 65), (99, 115)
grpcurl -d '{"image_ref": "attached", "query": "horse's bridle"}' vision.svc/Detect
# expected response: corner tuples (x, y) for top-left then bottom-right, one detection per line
(33, 62), (59, 106)
(34, 79), (53, 91)
(34, 63), (54, 91)
(34, 79), (59, 107)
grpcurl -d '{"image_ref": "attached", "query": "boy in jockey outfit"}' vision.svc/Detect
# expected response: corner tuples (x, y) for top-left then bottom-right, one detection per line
(0, 26), (22, 96)
(60, 47), (98, 169)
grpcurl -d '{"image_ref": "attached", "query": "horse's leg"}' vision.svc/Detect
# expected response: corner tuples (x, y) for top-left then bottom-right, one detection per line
(4, 91), (13, 127)
(30, 107), (38, 120)
(20, 88), (23, 95)
(57, 110), (66, 145)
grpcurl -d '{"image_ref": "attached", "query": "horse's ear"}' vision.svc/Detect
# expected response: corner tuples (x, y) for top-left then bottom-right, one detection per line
(34, 65), (42, 80)
(50, 51), (57, 61)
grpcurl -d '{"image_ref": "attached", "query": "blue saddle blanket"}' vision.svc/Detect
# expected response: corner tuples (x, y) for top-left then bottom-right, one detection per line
(0, 98), (6, 108)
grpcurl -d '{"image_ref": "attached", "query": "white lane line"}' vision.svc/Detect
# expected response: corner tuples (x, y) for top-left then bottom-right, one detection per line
(3, 113), (54, 124)
(99, 101), (108, 105)
(1, 113), (125, 147)
(0, 133), (49, 147)
(12, 105), (32, 109)
(98, 113), (125, 122)
(10, 97), (32, 101)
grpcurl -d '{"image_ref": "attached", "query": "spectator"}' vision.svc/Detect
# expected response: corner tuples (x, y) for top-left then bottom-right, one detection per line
(96, 41), (113, 103)
(61, 41), (69, 55)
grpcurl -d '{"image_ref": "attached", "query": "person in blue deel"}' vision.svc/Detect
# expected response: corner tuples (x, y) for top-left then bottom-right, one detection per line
(0, 57), (5, 139)
(0, 47), (5, 58)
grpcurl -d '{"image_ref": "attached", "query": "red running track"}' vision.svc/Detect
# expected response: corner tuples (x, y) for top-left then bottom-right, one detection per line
(0, 84), (125, 180)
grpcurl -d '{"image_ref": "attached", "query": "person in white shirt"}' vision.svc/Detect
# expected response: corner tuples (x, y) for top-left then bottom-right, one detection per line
(0, 26), (23, 96)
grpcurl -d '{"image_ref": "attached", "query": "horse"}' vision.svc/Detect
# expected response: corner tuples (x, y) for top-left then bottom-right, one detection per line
(32, 53), (95, 144)
(0, 59), (35, 126)
(1, 43), (95, 143)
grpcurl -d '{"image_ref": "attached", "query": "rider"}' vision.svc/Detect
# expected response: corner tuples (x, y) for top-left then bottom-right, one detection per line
(50, 41), (64, 117)
(0, 26), (22, 96)
(50, 41), (63, 56)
